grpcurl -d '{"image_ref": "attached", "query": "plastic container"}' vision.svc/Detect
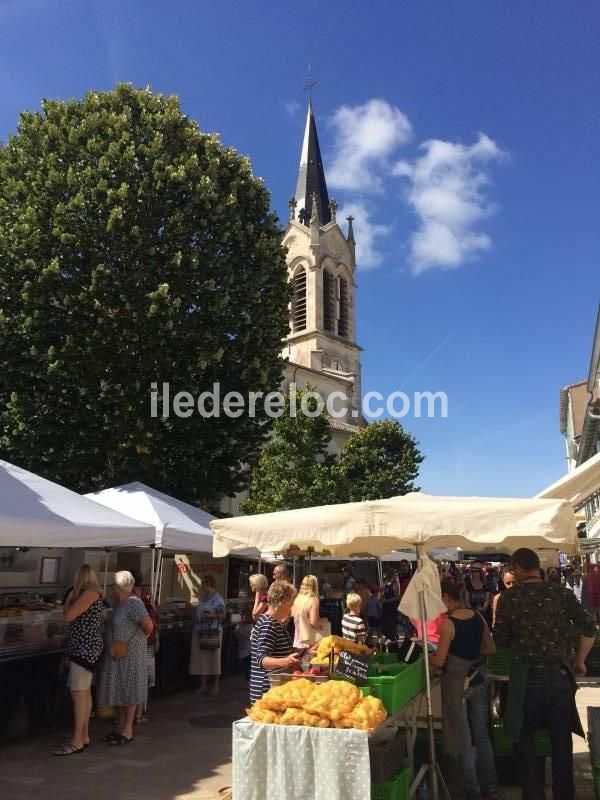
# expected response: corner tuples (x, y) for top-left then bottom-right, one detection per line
(487, 646), (512, 676)
(492, 720), (551, 757)
(371, 765), (411, 800)
(368, 659), (425, 715)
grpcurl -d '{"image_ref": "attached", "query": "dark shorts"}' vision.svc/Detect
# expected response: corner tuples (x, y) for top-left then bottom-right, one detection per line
(368, 617), (381, 629)
(241, 655), (251, 682)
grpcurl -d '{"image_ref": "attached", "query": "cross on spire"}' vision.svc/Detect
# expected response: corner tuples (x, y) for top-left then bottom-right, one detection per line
(304, 65), (317, 96)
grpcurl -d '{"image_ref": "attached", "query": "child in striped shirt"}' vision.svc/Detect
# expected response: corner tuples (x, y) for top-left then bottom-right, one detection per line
(341, 593), (366, 643)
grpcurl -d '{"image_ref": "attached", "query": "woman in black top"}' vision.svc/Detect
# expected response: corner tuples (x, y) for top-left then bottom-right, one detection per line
(54, 565), (104, 756)
(431, 579), (497, 800)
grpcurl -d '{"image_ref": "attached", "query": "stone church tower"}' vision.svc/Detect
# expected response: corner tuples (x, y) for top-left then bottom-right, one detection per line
(219, 102), (364, 515)
(281, 101), (365, 451)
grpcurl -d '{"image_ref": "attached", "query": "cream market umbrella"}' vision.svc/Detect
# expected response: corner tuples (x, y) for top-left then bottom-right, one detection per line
(212, 492), (577, 800)
(536, 452), (600, 508)
(211, 493), (578, 558)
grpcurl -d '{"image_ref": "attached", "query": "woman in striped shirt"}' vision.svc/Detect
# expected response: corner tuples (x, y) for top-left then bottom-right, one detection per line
(249, 581), (300, 704)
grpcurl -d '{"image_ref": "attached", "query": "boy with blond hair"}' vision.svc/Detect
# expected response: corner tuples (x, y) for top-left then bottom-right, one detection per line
(341, 593), (367, 643)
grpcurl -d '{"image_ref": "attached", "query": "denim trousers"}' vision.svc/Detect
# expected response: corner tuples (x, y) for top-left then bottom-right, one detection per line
(516, 666), (575, 800)
(460, 681), (498, 799)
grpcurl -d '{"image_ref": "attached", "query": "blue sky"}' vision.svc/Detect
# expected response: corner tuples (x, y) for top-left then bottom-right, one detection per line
(1, 0), (599, 497)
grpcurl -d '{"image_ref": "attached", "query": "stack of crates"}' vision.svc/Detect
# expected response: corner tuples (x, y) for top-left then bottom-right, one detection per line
(371, 765), (411, 800)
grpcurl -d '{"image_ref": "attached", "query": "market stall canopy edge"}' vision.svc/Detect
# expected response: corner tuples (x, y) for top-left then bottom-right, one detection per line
(211, 493), (578, 558)
(0, 460), (154, 548)
(536, 452), (600, 509)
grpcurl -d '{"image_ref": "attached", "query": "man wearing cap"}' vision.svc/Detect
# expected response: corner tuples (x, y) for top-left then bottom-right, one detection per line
(494, 547), (595, 800)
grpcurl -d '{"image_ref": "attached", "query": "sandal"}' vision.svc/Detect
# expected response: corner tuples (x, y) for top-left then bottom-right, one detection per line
(108, 734), (133, 746)
(53, 743), (84, 757)
(102, 732), (120, 743)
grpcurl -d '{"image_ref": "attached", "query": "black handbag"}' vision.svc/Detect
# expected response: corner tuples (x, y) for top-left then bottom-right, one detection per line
(197, 618), (221, 650)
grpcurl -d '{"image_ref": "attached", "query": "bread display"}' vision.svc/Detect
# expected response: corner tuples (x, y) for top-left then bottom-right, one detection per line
(247, 677), (387, 733)
(310, 635), (372, 666)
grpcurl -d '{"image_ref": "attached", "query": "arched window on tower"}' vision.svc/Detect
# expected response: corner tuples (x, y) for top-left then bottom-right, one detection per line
(338, 276), (349, 338)
(323, 270), (336, 333)
(292, 267), (307, 331)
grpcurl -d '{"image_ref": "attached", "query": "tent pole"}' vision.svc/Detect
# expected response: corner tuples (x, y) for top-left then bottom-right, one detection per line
(415, 542), (450, 800)
(156, 550), (164, 605)
(150, 547), (155, 603)
(103, 550), (109, 597)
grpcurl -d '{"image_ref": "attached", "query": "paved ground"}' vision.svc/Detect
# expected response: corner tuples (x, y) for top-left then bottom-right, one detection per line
(0, 675), (597, 800)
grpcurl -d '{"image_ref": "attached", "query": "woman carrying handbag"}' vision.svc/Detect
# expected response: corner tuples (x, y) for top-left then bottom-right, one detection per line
(189, 575), (226, 695)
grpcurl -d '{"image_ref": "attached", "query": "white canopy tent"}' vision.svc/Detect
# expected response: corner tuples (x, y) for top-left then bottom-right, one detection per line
(0, 459), (154, 548)
(536, 452), (600, 508)
(87, 482), (263, 598)
(212, 492), (577, 800)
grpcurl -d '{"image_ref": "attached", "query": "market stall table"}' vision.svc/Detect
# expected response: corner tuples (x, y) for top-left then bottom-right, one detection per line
(232, 716), (372, 800)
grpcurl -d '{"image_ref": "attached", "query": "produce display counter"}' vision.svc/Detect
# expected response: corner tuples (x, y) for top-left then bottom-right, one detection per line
(233, 642), (428, 800)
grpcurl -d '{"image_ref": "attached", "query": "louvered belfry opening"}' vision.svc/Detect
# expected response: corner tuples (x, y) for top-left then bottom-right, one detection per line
(292, 268), (307, 331)
(338, 277), (349, 338)
(323, 270), (336, 333)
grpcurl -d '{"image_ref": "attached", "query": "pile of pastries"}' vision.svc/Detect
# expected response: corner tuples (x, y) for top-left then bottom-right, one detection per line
(310, 635), (372, 666)
(248, 677), (386, 732)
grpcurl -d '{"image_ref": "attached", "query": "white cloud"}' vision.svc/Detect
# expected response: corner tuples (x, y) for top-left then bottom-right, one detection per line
(329, 99), (412, 193)
(339, 202), (391, 270)
(394, 133), (505, 274)
(284, 100), (300, 117)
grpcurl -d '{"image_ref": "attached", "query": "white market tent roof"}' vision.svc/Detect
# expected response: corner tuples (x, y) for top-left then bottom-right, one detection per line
(86, 482), (216, 553)
(211, 492), (578, 558)
(0, 460), (154, 548)
(536, 452), (600, 509)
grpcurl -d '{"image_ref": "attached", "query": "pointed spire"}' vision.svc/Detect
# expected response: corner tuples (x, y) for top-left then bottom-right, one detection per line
(294, 101), (331, 227)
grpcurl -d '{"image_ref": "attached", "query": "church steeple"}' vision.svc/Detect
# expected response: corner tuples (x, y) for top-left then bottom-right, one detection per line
(294, 101), (331, 226)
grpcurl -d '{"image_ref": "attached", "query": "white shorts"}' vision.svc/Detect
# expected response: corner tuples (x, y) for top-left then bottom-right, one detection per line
(67, 661), (93, 691)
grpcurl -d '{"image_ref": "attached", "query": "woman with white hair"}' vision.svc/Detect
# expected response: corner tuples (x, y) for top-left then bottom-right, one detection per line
(97, 570), (153, 745)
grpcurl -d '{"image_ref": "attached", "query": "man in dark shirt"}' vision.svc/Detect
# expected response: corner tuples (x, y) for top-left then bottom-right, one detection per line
(494, 548), (595, 800)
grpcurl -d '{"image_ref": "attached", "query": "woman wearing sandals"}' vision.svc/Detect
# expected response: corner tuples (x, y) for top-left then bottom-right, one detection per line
(54, 565), (104, 756)
(97, 571), (154, 746)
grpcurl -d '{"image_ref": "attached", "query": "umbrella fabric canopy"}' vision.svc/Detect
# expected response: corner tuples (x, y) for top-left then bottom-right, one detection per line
(86, 482), (215, 552)
(536, 452), (600, 508)
(212, 493), (578, 557)
(0, 460), (154, 548)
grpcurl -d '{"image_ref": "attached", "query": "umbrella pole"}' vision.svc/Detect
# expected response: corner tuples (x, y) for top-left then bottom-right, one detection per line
(415, 543), (450, 800)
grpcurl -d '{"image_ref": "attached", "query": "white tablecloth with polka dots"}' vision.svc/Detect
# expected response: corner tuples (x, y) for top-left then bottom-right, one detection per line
(232, 717), (371, 800)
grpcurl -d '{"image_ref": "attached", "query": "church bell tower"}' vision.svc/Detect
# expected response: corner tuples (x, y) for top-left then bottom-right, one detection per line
(282, 101), (363, 428)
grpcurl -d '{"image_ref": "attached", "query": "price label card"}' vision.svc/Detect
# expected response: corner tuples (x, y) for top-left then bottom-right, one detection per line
(335, 650), (370, 685)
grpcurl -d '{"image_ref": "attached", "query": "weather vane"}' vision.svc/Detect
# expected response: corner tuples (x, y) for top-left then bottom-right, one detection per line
(304, 65), (317, 96)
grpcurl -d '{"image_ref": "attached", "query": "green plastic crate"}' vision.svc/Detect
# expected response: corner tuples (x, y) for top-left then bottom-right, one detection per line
(492, 720), (551, 757)
(487, 646), (512, 676)
(371, 766), (411, 800)
(368, 659), (425, 714)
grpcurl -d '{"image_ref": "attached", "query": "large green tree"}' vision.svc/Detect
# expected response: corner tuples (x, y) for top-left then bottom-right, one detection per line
(239, 388), (339, 514)
(0, 85), (290, 503)
(335, 419), (423, 501)
(241, 399), (424, 513)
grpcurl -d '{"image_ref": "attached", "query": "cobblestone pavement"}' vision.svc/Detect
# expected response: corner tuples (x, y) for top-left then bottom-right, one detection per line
(0, 675), (596, 800)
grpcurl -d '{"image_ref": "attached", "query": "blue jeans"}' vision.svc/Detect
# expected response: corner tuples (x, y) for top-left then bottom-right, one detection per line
(460, 681), (498, 799)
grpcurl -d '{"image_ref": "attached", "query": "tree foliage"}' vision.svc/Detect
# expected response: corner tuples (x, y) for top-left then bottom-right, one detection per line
(0, 84), (290, 503)
(239, 388), (339, 514)
(335, 419), (423, 501)
(241, 397), (424, 513)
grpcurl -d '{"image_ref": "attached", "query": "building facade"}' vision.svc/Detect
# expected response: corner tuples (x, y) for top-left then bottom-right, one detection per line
(559, 304), (600, 537)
